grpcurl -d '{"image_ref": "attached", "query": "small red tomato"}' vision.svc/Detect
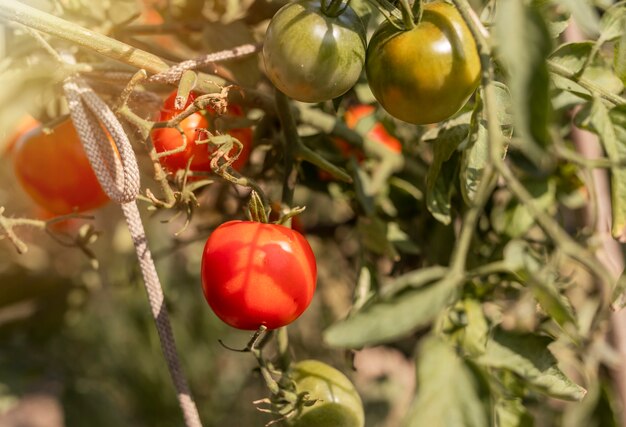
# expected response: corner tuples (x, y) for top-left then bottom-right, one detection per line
(344, 104), (402, 154)
(12, 120), (109, 215)
(201, 220), (317, 330)
(151, 91), (253, 174)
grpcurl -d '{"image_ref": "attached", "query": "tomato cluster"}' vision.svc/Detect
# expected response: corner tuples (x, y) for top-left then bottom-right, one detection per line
(263, 0), (480, 124)
(151, 90), (253, 175)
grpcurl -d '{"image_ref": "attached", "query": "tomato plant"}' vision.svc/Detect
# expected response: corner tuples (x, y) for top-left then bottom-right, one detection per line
(151, 91), (252, 174)
(366, 1), (481, 124)
(262, 0), (366, 103)
(12, 119), (109, 215)
(288, 360), (364, 427)
(201, 220), (317, 330)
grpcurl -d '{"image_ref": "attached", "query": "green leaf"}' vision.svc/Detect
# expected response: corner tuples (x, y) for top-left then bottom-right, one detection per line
(556, 0), (600, 36)
(495, 0), (553, 165)
(575, 100), (626, 239)
(357, 216), (400, 261)
(403, 337), (489, 427)
(494, 179), (556, 238)
(461, 117), (488, 205)
(495, 397), (534, 427)
(476, 328), (586, 401)
(581, 66), (625, 95)
(323, 276), (458, 348)
(599, 1), (626, 42)
(502, 240), (578, 333)
(550, 42), (594, 74)
(446, 299), (490, 357)
(460, 83), (511, 204)
(426, 126), (467, 224)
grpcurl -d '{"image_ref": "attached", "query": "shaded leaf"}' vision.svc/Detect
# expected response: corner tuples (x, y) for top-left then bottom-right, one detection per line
(426, 126), (467, 224)
(324, 276), (458, 348)
(357, 216), (400, 261)
(495, 0), (553, 165)
(403, 337), (489, 427)
(476, 328), (586, 400)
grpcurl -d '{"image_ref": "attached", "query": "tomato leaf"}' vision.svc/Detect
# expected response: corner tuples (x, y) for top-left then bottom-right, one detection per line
(492, 179), (556, 238)
(403, 337), (490, 427)
(323, 276), (457, 348)
(550, 42), (594, 74)
(476, 328), (586, 401)
(599, 1), (626, 42)
(461, 83), (511, 204)
(575, 100), (626, 240)
(446, 299), (490, 357)
(356, 216), (400, 261)
(495, 0), (552, 166)
(426, 125), (467, 224)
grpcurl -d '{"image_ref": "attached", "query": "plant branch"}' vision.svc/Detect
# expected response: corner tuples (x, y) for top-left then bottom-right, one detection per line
(548, 60), (626, 107)
(0, 0), (223, 92)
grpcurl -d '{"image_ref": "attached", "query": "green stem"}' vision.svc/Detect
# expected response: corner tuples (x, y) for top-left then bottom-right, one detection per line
(324, 0), (347, 17)
(412, 0), (424, 25)
(274, 90), (300, 207)
(398, 0), (416, 29)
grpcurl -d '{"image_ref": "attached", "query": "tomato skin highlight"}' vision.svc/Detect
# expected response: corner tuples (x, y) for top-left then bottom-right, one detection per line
(151, 91), (252, 174)
(201, 221), (317, 330)
(262, 0), (367, 103)
(12, 120), (109, 215)
(365, 1), (481, 125)
(289, 360), (365, 427)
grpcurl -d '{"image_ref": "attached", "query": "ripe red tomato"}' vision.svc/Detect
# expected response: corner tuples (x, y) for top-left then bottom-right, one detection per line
(151, 91), (252, 174)
(365, 1), (481, 124)
(201, 220), (317, 330)
(12, 119), (109, 215)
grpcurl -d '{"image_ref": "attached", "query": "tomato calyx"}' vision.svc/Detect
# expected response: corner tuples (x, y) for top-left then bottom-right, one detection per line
(320, 0), (349, 17)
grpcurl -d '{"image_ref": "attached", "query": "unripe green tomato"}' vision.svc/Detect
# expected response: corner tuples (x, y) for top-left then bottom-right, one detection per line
(262, 0), (367, 103)
(366, 1), (481, 124)
(289, 360), (364, 427)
